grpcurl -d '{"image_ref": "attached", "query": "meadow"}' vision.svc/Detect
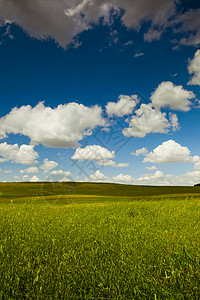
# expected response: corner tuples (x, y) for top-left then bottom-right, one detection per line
(0, 182), (200, 299)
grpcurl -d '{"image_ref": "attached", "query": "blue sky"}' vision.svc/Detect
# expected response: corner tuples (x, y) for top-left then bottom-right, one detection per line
(0, 0), (200, 185)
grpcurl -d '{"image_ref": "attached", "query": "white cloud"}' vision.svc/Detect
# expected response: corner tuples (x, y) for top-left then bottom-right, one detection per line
(123, 104), (175, 137)
(131, 147), (148, 156)
(4, 169), (12, 173)
(71, 145), (115, 161)
(0, 142), (39, 165)
(150, 81), (195, 111)
(113, 163), (129, 168)
(143, 140), (192, 164)
(139, 170), (200, 186)
(86, 170), (109, 182)
(166, 171), (200, 186)
(137, 170), (164, 181)
(193, 156), (200, 171)
(65, 0), (93, 17)
(169, 113), (179, 131)
(19, 167), (39, 174)
(146, 165), (157, 170)
(134, 52), (144, 58)
(0, 102), (105, 148)
(97, 160), (129, 167)
(30, 175), (40, 182)
(113, 173), (134, 183)
(71, 145), (128, 168)
(40, 159), (58, 174)
(97, 160), (116, 167)
(188, 50), (200, 86)
(50, 170), (71, 177)
(106, 94), (138, 117)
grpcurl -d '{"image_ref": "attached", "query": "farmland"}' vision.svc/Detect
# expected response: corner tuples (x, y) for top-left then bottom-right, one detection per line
(0, 182), (200, 299)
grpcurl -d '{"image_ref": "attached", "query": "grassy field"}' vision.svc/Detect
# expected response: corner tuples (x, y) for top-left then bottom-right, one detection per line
(0, 182), (200, 299)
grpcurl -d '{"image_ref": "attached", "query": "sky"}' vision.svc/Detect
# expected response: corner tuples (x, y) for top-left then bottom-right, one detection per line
(0, 0), (200, 185)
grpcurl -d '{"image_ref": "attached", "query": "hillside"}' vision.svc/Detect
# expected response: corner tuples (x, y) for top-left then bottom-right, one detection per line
(0, 182), (200, 200)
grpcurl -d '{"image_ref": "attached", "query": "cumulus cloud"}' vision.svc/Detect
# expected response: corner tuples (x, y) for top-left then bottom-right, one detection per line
(0, 102), (105, 148)
(131, 147), (148, 156)
(105, 94), (138, 117)
(71, 144), (129, 167)
(123, 104), (176, 137)
(137, 170), (164, 181)
(112, 173), (134, 183)
(193, 156), (200, 171)
(86, 170), (109, 182)
(150, 81), (195, 111)
(40, 159), (58, 174)
(30, 175), (40, 182)
(188, 50), (200, 86)
(50, 170), (71, 177)
(19, 166), (39, 174)
(71, 145), (115, 161)
(0, 142), (39, 165)
(143, 140), (192, 164)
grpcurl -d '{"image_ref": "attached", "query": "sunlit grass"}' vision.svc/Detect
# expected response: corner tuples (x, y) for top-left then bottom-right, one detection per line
(0, 196), (200, 299)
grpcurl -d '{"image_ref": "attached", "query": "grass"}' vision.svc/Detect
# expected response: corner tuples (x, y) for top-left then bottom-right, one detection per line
(0, 183), (200, 299)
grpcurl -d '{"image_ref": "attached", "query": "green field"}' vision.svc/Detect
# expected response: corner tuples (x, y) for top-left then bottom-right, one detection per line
(0, 182), (200, 299)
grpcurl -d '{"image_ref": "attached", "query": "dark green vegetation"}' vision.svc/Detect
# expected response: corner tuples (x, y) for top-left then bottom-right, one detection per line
(1, 182), (200, 202)
(0, 183), (200, 299)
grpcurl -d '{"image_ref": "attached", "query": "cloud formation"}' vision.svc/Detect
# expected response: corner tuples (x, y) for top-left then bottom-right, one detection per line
(71, 144), (115, 161)
(30, 175), (40, 182)
(143, 140), (192, 164)
(123, 104), (177, 137)
(2, 0), (199, 47)
(0, 102), (105, 148)
(106, 94), (138, 117)
(150, 81), (195, 111)
(50, 170), (71, 177)
(40, 159), (58, 174)
(112, 173), (134, 183)
(131, 147), (148, 156)
(0, 142), (39, 165)
(188, 50), (200, 86)
(86, 170), (109, 182)
(173, 9), (200, 46)
(19, 167), (39, 174)
(137, 170), (164, 181)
